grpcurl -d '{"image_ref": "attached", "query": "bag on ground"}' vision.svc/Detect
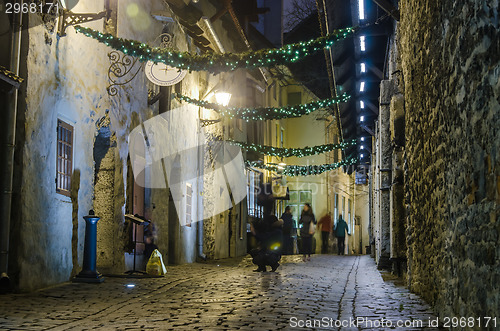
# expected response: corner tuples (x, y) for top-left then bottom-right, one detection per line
(146, 249), (167, 276)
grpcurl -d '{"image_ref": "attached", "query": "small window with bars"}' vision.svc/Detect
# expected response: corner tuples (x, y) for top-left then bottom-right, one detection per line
(56, 119), (73, 197)
(185, 183), (193, 227)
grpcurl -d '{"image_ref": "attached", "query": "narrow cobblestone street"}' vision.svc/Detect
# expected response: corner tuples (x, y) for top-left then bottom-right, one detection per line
(0, 255), (438, 330)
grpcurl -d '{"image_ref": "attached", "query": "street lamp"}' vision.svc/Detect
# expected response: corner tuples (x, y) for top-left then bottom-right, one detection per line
(58, 0), (79, 10)
(214, 91), (232, 106)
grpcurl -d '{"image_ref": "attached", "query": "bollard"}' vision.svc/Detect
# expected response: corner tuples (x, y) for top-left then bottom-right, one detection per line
(73, 210), (104, 283)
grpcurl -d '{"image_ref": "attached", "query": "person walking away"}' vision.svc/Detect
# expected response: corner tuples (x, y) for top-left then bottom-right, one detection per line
(334, 214), (349, 255)
(318, 212), (333, 254)
(299, 203), (316, 262)
(280, 206), (294, 255)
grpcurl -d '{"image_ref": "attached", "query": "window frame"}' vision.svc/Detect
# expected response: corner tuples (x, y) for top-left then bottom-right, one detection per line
(289, 190), (312, 229)
(56, 119), (74, 197)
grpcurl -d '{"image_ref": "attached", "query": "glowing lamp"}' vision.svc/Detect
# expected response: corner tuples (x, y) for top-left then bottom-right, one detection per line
(214, 92), (232, 106)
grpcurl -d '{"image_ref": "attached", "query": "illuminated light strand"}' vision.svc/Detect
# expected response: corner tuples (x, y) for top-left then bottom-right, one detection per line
(173, 92), (351, 120)
(247, 156), (358, 176)
(74, 25), (356, 74)
(227, 139), (357, 158)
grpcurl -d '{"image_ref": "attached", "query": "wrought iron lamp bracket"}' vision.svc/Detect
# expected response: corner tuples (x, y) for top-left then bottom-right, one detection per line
(200, 119), (222, 127)
(57, 9), (107, 36)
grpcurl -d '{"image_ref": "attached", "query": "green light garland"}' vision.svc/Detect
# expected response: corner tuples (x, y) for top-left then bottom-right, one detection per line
(247, 157), (358, 176)
(74, 25), (355, 74)
(174, 93), (350, 120)
(228, 139), (357, 157)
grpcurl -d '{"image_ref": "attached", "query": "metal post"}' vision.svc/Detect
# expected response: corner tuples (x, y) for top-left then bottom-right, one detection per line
(73, 210), (104, 283)
(0, 0), (23, 292)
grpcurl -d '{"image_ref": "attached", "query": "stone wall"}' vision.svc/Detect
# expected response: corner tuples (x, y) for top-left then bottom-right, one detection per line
(399, 0), (499, 318)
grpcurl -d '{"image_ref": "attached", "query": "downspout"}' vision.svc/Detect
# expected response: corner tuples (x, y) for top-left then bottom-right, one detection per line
(197, 104), (206, 261)
(1, 0), (23, 289)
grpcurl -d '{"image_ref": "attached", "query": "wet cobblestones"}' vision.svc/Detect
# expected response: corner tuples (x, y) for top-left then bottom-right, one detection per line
(0, 255), (438, 330)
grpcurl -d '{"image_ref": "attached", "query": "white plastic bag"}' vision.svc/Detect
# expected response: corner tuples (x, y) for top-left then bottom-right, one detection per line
(309, 221), (316, 235)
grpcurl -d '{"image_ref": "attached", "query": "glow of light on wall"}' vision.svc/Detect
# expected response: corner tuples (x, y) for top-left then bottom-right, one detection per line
(360, 153), (364, 158)
(126, 3), (139, 17)
(360, 36), (366, 51)
(360, 100), (365, 109)
(360, 63), (366, 73)
(361, 137), (365, 141)
(360, 145), (364, 149)
(360, 115), (365, 122)
(360, 81), (365, 92)
(358, 0), (365, 20)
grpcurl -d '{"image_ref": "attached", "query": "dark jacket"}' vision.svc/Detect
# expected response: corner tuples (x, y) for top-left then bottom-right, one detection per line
(334, 217), (349, 237)
(254, 214), (282, 251)
(299, 212), (316, 237)
(281, 212), (294, 235)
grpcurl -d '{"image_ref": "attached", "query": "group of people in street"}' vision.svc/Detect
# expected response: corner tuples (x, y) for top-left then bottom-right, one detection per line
(250, 202), (350, 271)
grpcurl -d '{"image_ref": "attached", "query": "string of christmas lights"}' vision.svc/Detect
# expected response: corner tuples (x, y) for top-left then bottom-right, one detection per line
(74, 25), (355, 74)
(247, 157), (358, 176)
(174, 92), (350, 120)
(227, 139), (357, 157)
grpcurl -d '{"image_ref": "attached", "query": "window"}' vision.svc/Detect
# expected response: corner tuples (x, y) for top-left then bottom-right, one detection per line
(247, 81), (262, 107)
(334, 193), (339, 225)
(247, 170), (263, 218)
(360, 62), (366, 73)
(289, 190), (312, 230)
(275, 123), (280, 147)
(358, 0), (365, 19)
(287, 92), (301, 105)
(185, 183), (193, 227)
(280, 128), (284, 148)
(333, 134), (339, 163)
(56, 119), (73, 197)
(348, 199), (352, 235)
(342, 196), (346, 218)
(360, 36), (366, 51)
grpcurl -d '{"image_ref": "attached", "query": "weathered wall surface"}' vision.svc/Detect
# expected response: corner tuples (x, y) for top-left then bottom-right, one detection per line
(13, 13), (111, 291)
(399, 0), (499, 318)
(11, 0), (165, 291)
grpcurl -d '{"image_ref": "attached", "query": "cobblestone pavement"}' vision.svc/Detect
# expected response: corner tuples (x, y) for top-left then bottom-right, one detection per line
(0, 255), (439, 330)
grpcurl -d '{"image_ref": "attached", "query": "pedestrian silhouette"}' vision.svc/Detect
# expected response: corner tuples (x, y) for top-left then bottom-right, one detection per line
(334, 214), (349, 255)
(299, 203), (316, 262)
(280, 206), (295, 255)
(318, 212), (333, 254)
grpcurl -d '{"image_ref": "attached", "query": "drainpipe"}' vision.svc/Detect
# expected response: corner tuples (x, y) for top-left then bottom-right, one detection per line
(196, 106), (206, 261)
(1, 0), (23, 289)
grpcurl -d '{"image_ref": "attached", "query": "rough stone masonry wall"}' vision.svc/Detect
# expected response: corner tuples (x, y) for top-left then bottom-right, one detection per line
(399, 0), (499, 318)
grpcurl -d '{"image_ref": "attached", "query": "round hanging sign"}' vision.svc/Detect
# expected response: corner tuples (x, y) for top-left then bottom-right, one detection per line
(145, 61), (187, 86)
